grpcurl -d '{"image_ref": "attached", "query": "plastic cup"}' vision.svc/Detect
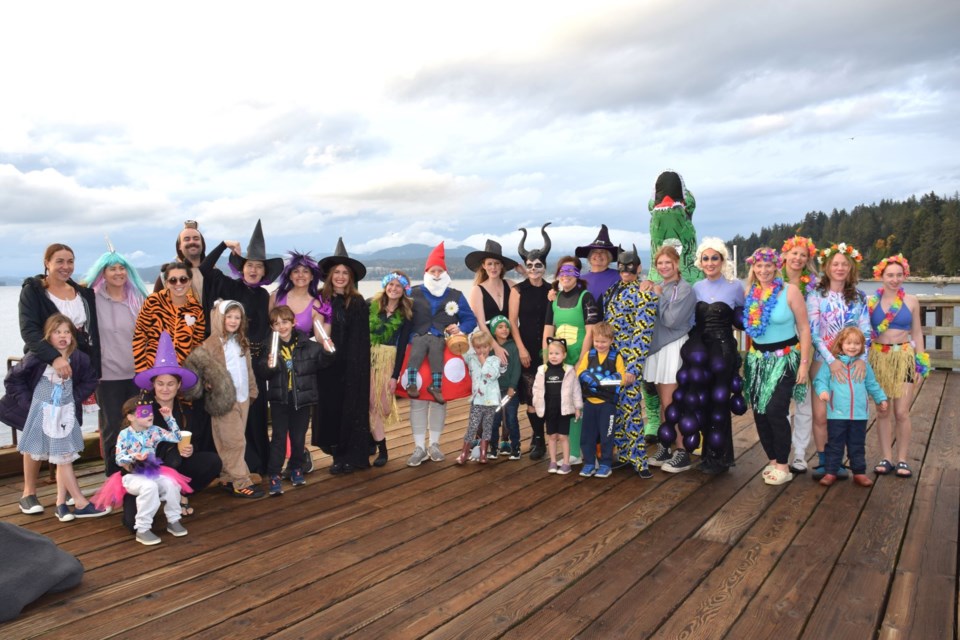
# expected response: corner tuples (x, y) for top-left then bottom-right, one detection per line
(178, 431), (192, 452)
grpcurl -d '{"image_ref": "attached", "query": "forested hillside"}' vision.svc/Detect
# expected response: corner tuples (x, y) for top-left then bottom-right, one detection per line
(729, 192), (960, 277)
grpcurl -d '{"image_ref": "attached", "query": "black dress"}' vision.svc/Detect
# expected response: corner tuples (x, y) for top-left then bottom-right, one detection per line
(312, 294), (372, 469)
(514, 279), (550, 404)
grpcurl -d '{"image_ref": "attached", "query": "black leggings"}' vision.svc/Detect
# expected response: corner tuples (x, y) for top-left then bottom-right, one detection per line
(753, 373), (794, 465)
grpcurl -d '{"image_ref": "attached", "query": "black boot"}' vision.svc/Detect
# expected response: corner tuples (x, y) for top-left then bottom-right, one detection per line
(374, 438), (388, 467)
(529, 436), (546, 460)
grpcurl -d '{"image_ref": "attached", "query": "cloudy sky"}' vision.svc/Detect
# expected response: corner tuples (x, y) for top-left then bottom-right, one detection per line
(1, 0), (957, 276)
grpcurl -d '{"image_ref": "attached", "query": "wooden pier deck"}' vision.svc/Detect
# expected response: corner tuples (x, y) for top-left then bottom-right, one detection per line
(0, 371), (957, 639)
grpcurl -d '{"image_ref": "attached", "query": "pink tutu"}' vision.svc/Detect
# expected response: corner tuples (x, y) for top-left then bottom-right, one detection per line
(92, 467), (193, 510)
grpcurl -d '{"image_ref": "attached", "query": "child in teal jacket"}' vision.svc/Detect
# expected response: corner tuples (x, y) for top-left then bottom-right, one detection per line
(813, 327), (888, 487)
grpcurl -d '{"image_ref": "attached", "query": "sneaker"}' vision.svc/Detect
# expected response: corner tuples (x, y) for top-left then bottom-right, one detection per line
(499, 441), (511, 457)
(73, 503), (111, 518)
(557, 464), (572, 475)
(661, 450), (692, 474)
(166, 521), (188, 537)
(233, 485), (265, 499)
(407, 446), (429, 467)
(568, 455), (583, 466)
(290, 469), (306, 487)
(508, 447), (521, 461)
(547, 461), (558, 474)
(789, 457), (808, 474)
(136, 530), (162, 546)
(580, 464), (597, 477)
(55, 504), (75, 522)
(19, 495), (43, 515)
(648, 445), (672, 468)
(595, 465), (613, 478)
(488, 444), (499, 459)
(427, 442), (445, 462)
(269, 475), (284, 496)
(638, 467), (653, 480)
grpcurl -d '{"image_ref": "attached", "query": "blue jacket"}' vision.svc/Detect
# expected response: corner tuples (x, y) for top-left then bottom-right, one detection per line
(813, 355), (887, 420)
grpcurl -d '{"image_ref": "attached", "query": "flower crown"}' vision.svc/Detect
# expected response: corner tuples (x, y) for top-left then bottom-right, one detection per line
(872, 254), (910, 279)
(746, 248), (783, 268)
(781, 235), (817, 257)
(818, 242), (862, 265)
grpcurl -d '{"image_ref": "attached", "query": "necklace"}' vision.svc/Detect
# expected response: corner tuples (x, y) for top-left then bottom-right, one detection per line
(743, 277), (783, 339)
(867, 287), (904, 338)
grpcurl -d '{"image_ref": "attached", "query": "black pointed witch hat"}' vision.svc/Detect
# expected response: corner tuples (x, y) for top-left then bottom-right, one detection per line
(575, 224), (621, 260)
(228, 219), (285, 284)
(319, 237), (367, 282)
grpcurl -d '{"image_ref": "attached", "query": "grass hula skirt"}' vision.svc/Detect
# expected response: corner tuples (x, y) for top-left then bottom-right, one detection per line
(743, 346), (806, 413)
(370, 344), (401, 425)
(868, 342), (916, 398)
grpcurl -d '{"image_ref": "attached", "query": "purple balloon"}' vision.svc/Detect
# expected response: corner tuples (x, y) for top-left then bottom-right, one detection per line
(683, 433), (701, 451)
(685, 389), (701, 408)
(711, 409), (728, 425)
(691, 367), (707, 385)
(672, 388), (685, 404)
(698, 390), (709, 406)
(712, 385), (730, 405)
(731, 394), (748, 416)
(688, 342), (708, 366)
(665, 404), (681, 423)
(706, 428), (726, 451)
(658, 423), (676, 446)
(709, 355), (728, 374)
(731, 375), (743, 393)
(678, 414), (700, 436)
(676, 368), (690, 386)
(695, 410), (706, 427)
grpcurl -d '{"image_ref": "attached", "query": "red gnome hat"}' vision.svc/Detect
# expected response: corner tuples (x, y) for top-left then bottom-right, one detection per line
(425, 241), (446, 272)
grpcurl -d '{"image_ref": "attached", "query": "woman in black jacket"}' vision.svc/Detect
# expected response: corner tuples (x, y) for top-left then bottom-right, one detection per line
(257, 305), (331, 495)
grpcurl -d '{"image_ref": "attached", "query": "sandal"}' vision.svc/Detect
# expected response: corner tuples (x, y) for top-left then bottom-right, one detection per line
(764, 468), (794, 486)
(180, 499), (194, 517)
(874, 459), (894, 475)
(895, 461), (913, 478)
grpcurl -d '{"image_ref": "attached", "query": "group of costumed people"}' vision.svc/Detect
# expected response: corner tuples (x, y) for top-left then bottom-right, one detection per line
(2, 172), (933, 548)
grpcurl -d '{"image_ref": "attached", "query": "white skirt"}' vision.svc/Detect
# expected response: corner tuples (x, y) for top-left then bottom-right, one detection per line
(644, 335), (688, 384)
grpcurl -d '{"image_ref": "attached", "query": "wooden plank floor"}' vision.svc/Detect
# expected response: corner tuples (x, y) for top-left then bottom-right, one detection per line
(0, 372), (957, 639)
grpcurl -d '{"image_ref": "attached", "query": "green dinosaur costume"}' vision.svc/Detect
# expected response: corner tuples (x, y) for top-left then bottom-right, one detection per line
(647, 170), (702, 285)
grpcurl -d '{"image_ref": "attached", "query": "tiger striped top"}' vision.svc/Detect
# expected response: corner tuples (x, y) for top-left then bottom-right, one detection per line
(132, 289), (206, 373)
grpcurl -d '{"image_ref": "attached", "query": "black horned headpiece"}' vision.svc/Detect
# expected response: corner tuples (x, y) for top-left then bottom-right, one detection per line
(517, 222), (552, 265)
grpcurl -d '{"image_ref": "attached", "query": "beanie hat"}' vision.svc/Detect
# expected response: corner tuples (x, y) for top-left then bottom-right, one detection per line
(425, 242), (446, 272)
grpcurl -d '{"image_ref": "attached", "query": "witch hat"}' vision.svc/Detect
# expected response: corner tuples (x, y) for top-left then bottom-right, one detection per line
(464, 239), (518, 272)
(319, 237), (367, 282)
(228, 219), (285, 284)
(575, 224), (621, 260)
(133, 331), (199, 390)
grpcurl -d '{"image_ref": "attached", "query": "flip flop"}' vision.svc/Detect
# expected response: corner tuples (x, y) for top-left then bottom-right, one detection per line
(180, 499), (194, 517)
(895, 461), (913, 478)
(874, 459), (894, 475)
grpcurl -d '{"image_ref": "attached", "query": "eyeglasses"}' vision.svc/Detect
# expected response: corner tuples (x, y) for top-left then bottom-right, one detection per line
(701, 255), (722, 262)
(166, 276), (191, 284)
(525, 262), (545, 270)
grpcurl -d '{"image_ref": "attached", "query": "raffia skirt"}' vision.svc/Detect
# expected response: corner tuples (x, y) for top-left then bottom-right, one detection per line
(370, 344), (400, 424)
(868, 342), (915, 399)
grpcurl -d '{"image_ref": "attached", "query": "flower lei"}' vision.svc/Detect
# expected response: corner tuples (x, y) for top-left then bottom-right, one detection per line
(369, 299), (405, 346)
(915, 351), (931, 379)
(867, 287), (904, 338)
(872, 254), (911, 279)
(818, 242), (862, 266)
(743, 277), (784, 339)
(782, 266), (817, 296)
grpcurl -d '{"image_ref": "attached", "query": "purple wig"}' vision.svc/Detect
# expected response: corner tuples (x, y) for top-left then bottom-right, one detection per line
(275, 251), (323, 299)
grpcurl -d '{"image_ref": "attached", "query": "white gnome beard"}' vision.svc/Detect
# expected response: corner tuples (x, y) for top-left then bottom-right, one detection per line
(423, 271), (451, 297)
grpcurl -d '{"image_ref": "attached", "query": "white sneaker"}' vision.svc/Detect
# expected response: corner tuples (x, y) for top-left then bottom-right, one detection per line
(568, 456), (583, 466)
(789, 457), (808, 473)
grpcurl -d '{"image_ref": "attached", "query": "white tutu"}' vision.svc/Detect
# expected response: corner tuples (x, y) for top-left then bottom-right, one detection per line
(644, 335), (688, 384)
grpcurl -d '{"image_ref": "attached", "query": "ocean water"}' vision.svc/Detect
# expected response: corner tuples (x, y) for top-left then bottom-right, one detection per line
(2, 281), (957, 446)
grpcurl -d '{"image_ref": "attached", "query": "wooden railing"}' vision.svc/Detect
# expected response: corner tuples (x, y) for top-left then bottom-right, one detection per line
(917, 294), (960, 370)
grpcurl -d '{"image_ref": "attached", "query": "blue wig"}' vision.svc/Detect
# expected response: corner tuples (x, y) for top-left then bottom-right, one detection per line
(82, 251), (149, 317)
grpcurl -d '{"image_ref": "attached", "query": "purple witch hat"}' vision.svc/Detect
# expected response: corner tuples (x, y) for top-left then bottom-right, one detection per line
(133, 331), (199, 390)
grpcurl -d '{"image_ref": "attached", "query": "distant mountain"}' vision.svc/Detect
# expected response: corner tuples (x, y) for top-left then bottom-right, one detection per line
(358, 243), (476, 260)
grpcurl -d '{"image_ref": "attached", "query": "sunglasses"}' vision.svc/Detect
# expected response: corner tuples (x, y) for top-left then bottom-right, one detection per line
(700, 254), (722, 262)
(525, 262), (545, 270)
(167, 275), (191, 284)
